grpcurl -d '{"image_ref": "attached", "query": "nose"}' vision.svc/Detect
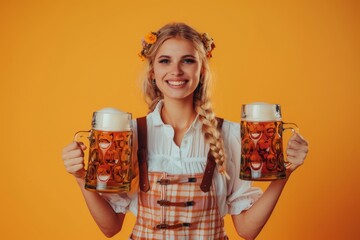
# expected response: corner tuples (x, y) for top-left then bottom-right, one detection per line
(170, 62), (184, 76)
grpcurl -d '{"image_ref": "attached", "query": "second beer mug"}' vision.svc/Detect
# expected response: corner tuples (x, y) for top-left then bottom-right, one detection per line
(240, 102), (298, 181)
(74, 108), (133, 193)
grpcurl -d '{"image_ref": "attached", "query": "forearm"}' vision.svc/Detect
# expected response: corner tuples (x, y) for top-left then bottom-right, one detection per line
(75, 178), (125, 238)
(232, 178), (288, 239)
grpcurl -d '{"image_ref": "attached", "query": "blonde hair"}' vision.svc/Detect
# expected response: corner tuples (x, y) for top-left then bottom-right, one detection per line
(141, 22), (228, 178)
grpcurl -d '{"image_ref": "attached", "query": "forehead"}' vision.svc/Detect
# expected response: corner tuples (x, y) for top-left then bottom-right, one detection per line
(156, 38), (199, 57)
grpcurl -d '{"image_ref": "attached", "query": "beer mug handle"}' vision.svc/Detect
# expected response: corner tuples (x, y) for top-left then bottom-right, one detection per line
(74, 130), (91, 143)
(282, 122), (299, 135)
(73, 130), (91, 174)
(282, 122), (299, 168)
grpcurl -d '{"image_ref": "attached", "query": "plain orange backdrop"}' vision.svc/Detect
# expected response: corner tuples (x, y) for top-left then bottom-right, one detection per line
(1, 0), (359, 239)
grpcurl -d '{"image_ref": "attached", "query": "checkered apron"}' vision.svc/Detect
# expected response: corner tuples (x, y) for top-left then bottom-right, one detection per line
(130, 171), (227, 240)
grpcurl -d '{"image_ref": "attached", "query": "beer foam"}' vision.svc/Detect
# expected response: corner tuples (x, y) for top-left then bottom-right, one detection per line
(242, 102), (282, 122)
(92, 107), (131, 131)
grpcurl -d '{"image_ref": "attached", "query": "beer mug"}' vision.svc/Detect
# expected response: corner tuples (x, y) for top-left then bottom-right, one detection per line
(74, 108), (133, 192)
(240, 102), (298, 181)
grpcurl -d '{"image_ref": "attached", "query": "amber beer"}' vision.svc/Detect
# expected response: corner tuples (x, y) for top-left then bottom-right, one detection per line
(240, 103), (298, 181)
(75, 108), (133, 192)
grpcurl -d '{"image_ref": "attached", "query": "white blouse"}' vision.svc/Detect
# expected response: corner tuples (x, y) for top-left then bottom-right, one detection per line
(101, 101), (262, 217)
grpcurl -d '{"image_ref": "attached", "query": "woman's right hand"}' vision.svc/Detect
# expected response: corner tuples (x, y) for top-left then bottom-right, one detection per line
(62, 142), (87, 179)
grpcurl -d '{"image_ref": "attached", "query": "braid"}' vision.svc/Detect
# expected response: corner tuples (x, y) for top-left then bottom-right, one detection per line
(194, 83), (230, 179)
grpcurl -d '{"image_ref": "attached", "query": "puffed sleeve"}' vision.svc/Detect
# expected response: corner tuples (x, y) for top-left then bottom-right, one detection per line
(99, 192), (132, 213)
(222, 120), (263, 215)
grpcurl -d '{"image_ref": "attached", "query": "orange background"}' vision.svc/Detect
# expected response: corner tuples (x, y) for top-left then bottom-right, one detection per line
(1, 0), (359, 239)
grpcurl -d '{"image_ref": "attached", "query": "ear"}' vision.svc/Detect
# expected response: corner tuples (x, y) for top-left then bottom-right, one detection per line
(149, 69), (154, 81)
(200, 67), (205, 83)
(201, 65), (205, 75)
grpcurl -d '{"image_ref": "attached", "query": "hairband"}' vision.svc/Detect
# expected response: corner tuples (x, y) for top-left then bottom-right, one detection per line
(138, 31), (215, 61)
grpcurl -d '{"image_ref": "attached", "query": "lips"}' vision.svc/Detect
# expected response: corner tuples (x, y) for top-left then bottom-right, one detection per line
(166, 79), (187, 87)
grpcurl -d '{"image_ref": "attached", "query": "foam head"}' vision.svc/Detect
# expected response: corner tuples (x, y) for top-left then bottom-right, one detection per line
(92, 108), (132, 131)
(241, 102), (282, 122)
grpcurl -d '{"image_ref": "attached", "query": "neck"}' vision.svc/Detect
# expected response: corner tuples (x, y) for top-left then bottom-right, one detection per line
(161, 98), (197, 130)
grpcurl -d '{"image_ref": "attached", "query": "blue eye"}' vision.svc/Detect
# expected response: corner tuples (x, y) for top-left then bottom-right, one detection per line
(183, 58), (196, 64)
(158, 59), (170, 64)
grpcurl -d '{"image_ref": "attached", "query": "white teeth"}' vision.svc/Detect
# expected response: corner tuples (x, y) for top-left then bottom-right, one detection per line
(168, 81), (185, 86)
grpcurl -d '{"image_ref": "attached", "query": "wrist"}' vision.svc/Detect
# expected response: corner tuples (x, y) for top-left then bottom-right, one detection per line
(75, 176), (85, 186)
(285, 168), (294, 179)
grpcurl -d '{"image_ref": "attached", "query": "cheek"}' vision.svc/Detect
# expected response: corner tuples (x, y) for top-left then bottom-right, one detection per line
(195, 71), (201, 79)
(153, 73), (163, 83)
(153, 67), (167, 80)
(195, 66), (203, 79)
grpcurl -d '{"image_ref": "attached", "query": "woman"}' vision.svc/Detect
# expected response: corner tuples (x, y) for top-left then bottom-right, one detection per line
(62, 22), (308, 239)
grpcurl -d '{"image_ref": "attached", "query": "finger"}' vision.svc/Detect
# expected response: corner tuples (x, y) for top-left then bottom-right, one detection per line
(62, 148), (84, 161)
(79, 142), (87, 150)
(290, 133), (309, 146)
(63, 157), (84, 168)
(287, 140), (309, 153)
(286, 162), (300, 172)
(286, 155), (305, 166)
(286, 148), (307, 160)
(62, 142), (82, 154)
(66, 164), (85, 175)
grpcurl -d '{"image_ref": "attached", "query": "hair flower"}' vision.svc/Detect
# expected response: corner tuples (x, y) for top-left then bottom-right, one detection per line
(138, 31), (159, 60)
(144, 32), (158, 44)
(138, 52), (145, 61)
(200, 33), (215, 58)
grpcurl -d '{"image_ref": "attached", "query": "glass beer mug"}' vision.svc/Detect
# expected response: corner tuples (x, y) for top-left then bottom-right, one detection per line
(74, 108), (133, 192)
(240, 102), (298, 181)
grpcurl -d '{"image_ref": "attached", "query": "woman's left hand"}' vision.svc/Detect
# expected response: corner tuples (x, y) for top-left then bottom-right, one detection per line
(286, 133), (309, 173)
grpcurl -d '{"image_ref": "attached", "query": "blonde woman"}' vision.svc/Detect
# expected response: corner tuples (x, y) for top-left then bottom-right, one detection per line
(62, 22), (308, 239)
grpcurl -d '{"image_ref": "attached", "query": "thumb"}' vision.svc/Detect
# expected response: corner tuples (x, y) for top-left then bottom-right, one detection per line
(75, 141), (87, 151)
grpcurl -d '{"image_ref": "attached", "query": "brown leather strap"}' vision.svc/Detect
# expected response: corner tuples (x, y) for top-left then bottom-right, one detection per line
(157, 177), (197, 185)
(200, 117), (224, 192)
(137, 117), (150, 192)
(155, 222), (191, 230)
(157, 200), (195, 207)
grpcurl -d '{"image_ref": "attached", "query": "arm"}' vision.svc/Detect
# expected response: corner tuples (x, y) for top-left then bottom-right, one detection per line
(231, 178), (288, 240)
(75, 177), (125, 238)
(62, 142), (125, 238)
(232, 133), (309, 240)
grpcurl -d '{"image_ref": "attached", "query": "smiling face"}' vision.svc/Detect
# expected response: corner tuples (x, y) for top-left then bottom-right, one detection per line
(152, 38), (202, 102)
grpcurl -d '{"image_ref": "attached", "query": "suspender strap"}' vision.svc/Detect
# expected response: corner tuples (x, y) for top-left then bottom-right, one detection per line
(137, 117), (150, 192)
(136, 116), (224, 193)
(157, 177), (197, 185)
(155, 222), (191, 230)
(200, 117), (224, 192)
(157, 200), (195, 207)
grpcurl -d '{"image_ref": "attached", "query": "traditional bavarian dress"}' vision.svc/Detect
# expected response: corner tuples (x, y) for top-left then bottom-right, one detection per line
(130, 117), (227, 239)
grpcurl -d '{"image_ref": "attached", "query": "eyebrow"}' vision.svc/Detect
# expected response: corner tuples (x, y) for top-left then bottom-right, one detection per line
(157, 54), (197, 59)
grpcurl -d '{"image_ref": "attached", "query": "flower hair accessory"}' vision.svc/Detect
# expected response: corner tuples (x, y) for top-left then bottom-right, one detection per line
(138, 32), (158, 61)
(138, 31), (216, 60)
(200, 33), (215, 58)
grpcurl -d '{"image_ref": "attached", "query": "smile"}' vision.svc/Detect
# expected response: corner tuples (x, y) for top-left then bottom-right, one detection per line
(166, 80), (187, 86)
